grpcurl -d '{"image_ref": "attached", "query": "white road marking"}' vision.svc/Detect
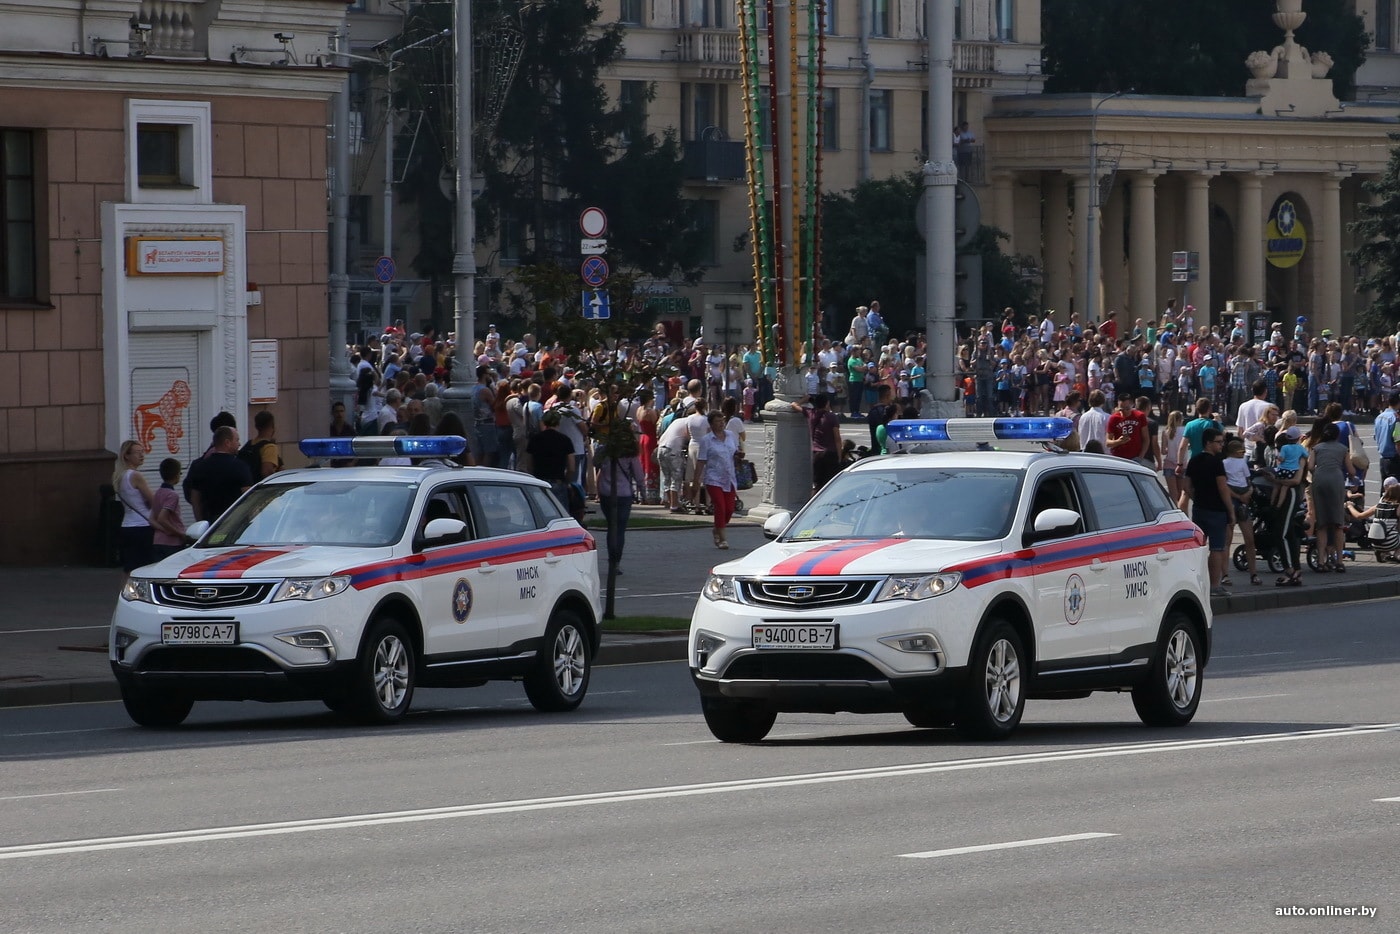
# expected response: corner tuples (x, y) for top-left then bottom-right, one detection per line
(585, 691), (636, 696)
(615, 591), (700, 599)
(3, 728), (114, 737)
(898, 833), (1116, 859)
(662, 739), (718, 746)
(2, 722), (1396, 861)
(0, 625), (108, 635)
(1199, 693), (1292, 704)
(0, 789), (121, 802)
(1374, 796), (1400, 803)
(1211, 652), (1293, 659)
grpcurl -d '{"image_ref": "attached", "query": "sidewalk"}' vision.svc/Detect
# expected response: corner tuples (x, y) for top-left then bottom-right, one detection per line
(5, 529), (1400, 708)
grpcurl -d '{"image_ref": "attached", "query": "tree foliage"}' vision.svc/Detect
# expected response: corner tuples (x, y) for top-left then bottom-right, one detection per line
(1043, 0), (1368, 100)
(1349, 134), (1400, 332)
(391, 0), (706, 325)
(820, 172), (1036, 335)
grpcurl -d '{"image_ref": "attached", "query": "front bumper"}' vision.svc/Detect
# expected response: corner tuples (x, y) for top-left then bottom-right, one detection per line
(691, 659), (968, 714)
(110, 585), (366, 702)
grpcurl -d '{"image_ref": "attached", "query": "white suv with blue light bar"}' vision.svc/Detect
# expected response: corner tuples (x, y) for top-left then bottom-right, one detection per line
(689, 418), (1212, 742)
(110, 435), (601, 727)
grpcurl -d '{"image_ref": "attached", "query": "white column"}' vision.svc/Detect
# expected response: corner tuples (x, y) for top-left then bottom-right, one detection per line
(1043, 173), (1071, 316)
(1071, 171), (1094, 320)
(1184, 171), (1218, 323)
(1129, 170), (1163, 319)
(1101, 178), (1127, 316)
(1315, 171), (1348, 338)
(1235, 171), (1268, 305)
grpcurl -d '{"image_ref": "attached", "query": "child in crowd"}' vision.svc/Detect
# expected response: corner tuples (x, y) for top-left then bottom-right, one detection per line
(742, 379), (756, 421)
(150, 458), (192, 560)
(1270, 425), (1307, 509)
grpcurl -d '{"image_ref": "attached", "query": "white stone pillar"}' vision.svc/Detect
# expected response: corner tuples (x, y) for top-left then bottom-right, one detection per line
(1129, 170), (1163, 320)
(1071, 172), (1094, 320)
(1184, 171), (1218, 324)
(1315, 171), (1348, 338)
(1101, 178), (1127, 316)
(1235, 171), (1268, 307)
(1043, 173), (1071, 316)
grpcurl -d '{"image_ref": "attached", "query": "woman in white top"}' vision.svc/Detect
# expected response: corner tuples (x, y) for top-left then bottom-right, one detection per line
(1160, 410), (1185, 502)
(114, 440), (156, 573)
(696, 411), (740, 549)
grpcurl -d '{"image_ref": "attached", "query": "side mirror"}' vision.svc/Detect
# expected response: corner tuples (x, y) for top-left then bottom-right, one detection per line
(762, 511), (792, 540)
(422, 517), (467, 545)
(1029, 508), (1081, 541)
(186, 520), (210, 542)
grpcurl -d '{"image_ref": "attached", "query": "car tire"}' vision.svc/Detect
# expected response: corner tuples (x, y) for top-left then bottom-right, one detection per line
(903, 707), (951, 729)
(955, 619), (1025, 740)
(1131, 612), (1203, 727)
(121, 689), (193, 728)
(701, 696), (777, 743)
(524, 610), (591, 712)
(349, 618), (416, 724)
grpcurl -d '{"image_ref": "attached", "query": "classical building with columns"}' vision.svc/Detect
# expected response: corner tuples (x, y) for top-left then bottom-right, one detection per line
(985, 3), (1400, 336)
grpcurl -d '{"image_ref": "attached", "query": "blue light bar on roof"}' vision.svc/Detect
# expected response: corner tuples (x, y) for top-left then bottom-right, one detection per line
(298, 436), (467, 459)
(885, 418), (1074, 445)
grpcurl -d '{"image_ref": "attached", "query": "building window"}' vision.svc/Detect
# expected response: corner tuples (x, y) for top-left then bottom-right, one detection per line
(871, 0), (890, 37)
(821, 0), (837, 35)
(822, 88), (839, 150)
(619, 80), (648, 145)
(1379, 1), (1394, 51)
(683, 83), (726, 141)
(689, 0), (725, 28)
(996, 0), (1015, 41)
(620, 0), (643, 26)
(126, 100), (212, 204)
(693, 199), (719, 266)
(869, 89), (892, 151)
(1, 129), (36, 302)
(954, 0), (963, 39)
(137, 125), (186, 186)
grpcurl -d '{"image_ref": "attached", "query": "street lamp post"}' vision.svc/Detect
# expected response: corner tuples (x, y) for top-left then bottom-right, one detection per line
(441, 0), (479, 441)
(1084, 90), (1125, 324)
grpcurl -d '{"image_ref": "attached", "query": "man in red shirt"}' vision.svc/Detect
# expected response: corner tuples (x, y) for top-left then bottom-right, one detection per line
(1106, 394), (1149, 463)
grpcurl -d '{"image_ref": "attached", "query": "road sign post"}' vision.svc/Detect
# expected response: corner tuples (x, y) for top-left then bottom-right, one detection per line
(582, 290), (611, 320)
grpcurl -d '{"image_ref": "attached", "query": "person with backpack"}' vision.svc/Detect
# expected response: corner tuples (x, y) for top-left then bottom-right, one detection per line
(238, 411), (282, 481)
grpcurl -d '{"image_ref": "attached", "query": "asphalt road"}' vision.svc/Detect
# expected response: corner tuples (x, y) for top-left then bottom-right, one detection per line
(2, 596), (1398, 933)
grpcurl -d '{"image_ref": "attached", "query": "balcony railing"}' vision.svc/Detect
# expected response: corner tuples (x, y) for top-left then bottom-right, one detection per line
(683, 140), (746, 181)
(139, 0), (206, 55)
(955, 143), (986, 185)
(678, 29), (741, 64)
(953, 41), (996, 73)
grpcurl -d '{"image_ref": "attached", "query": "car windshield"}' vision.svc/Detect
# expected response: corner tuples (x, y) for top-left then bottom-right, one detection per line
(781, 467), (1023, 542)
(202, 480), (417, 548)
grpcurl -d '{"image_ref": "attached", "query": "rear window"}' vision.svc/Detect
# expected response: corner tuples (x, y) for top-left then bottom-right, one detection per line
(1132, 474), (1175, 518)
(1081, 471), (1149, 530)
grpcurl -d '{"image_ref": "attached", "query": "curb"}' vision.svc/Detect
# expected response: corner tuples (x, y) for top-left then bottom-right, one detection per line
(0, 638), (691, 710)
(4, 581), (1395, 710)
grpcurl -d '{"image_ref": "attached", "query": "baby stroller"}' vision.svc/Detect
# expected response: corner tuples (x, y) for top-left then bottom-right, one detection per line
(1232, 475), (1303, 575)
(1304, 491), (1395, 570)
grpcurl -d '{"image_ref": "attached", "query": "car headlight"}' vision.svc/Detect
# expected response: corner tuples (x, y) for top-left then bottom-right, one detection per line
(702, 574), (740, 602)
(272, 576), (351, 602)
(874, 572), (961, 602)
(120, 579), (154, 603)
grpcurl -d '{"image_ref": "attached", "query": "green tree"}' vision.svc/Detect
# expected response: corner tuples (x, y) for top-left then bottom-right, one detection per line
(820, 172), (922, 334)
(1043, 0), (1368, 100)
(1349, 134), (1400, 332)
(821, 173), (1036, 334)
(392, 0), (706, 334)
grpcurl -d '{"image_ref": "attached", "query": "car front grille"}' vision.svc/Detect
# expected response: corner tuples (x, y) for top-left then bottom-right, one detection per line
(739, 579), (878, 609)
(722, 652), (885, 681)
(153, 581), (276, 609)
(138, 646), (282, 674)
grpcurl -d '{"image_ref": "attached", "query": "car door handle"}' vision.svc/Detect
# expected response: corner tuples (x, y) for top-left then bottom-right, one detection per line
(1089, 559), (1107, 573)
(544, 551), (562, 565)
(476, 562), (495, 574)
(1156, 548), (1172, 562)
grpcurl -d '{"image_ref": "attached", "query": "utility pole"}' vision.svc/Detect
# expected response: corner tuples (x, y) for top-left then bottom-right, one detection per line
(328, 27), (357, 413)
(921, 0), (958, 413)
(441, 0), (478, 441)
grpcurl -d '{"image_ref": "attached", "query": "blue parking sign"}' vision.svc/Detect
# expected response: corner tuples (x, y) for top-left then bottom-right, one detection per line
(582, 290), (611, 320)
